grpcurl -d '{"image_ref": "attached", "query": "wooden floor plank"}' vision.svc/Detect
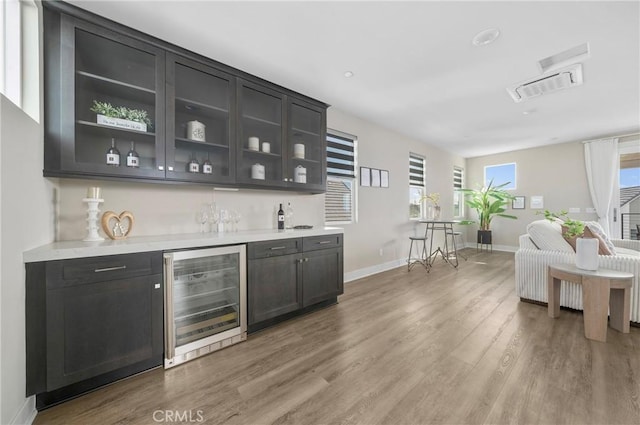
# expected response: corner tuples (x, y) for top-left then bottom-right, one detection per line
(33, 251), (640, 425)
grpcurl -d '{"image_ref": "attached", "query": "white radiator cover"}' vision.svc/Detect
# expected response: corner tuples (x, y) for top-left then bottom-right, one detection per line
(515, 235), (640, 323)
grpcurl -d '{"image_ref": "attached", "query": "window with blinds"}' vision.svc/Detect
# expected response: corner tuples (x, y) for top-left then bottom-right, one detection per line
(409, 153), (425, 219)
(325, 131), (356, 223)
(453, 166), (464, 218)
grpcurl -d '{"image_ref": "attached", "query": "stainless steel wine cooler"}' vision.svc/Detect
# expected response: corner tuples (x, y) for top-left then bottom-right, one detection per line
(163, 245), (246, 368)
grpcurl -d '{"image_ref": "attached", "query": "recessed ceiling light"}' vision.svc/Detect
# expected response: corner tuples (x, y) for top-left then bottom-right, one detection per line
(344, 71), (354, 78)
(472, 28), (500, 46)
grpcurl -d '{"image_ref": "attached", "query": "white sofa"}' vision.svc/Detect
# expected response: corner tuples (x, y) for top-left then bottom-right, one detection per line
(515, 222), (640, 323)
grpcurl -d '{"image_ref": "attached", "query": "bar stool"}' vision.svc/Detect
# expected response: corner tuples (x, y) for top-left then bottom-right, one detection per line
(445, 230), (467, 261)
(407, 235), (429, 271)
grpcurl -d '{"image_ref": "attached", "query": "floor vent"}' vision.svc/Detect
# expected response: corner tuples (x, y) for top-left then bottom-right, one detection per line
(507, 64), (583, 103)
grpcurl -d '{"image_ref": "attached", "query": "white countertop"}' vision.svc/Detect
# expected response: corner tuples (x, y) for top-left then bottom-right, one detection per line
(23, 227), (344, 263)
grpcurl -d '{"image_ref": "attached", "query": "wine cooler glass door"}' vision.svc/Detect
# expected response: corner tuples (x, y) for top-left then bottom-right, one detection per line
(164, 245), (246, 366)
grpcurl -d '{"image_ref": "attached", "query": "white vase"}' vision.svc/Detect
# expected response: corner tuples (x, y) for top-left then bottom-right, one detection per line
(576, 237), (599, 271)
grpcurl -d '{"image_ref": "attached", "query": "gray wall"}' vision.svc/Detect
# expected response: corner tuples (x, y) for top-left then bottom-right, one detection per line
(465, 141), (597, 249)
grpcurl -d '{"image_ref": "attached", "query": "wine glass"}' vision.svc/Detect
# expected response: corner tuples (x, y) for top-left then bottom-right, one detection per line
(208, 203), (218, 232)
(218, 209), (228, 233)
(232, 210), (242, 232)
(195, 204), (208, 233)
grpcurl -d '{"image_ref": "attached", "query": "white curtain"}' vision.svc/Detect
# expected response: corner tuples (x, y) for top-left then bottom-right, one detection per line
(584, 138), (619, 237)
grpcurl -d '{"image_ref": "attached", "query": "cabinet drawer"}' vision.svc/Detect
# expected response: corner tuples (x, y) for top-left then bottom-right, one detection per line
(248, 238), (302, 259)
(46, 252), (162, 289)
(303, 234), (343, 252)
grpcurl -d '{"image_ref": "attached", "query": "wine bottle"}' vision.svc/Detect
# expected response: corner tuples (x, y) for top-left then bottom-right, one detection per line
(285, 202), (294, 229)
(106, 138), (120, 166)
(202, 153), (213, 174)
(188, 153), (200, 173)
(126, 141), (139, 168)
(277, 203), (285, 230)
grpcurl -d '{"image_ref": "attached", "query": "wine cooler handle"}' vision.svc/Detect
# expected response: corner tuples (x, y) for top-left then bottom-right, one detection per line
(163, 255), (175, 362)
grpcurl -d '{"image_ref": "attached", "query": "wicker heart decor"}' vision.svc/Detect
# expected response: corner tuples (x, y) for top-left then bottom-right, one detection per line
(101, 211), (134, 240)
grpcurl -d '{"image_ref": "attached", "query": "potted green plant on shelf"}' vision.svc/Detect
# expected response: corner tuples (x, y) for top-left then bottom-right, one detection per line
(460, 179), (517, 245)
(90, 100), (152, 132)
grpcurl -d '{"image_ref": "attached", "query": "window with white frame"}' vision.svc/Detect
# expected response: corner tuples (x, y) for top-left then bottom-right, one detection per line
(453, 166), (464, 218)
(1, 0), (39, 121)
(484, 162), (516, 190)
(409, 153), (425, 219)
(325, 131), (357, 224)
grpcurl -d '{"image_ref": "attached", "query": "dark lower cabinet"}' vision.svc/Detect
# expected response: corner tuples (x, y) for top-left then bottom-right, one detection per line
(26, 252), (163, 409)
(302, 248), (343, 307)
(248, 253), (302, 324)
(247, 234), (343, 332)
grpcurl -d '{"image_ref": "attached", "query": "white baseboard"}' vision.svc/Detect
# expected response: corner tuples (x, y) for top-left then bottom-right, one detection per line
(343, 244), (517, 283)
(10, 396), (36, 425)
(344, 258), (406, 283)
(462, 242), (518, 253)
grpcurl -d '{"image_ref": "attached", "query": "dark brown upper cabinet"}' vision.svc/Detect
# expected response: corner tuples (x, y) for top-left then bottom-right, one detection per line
(44, 11), (166, 180)
(165, 54), (235, 184)
(43, 1), (327, 193)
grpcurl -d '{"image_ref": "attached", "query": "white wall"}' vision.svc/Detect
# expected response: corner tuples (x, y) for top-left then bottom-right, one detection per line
(466, 141), (597, 249)
(1, 94), (56, 424)
(328, 108), (465, 276)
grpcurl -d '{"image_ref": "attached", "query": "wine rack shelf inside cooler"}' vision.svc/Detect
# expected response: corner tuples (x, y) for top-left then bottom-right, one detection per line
(171, 254), (240, 348)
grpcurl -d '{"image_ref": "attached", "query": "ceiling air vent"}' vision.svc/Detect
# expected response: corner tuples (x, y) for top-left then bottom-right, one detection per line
(506, 63), (583, 103)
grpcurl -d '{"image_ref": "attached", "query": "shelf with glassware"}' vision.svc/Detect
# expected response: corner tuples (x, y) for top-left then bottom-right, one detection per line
(286, 98), (326, 191)
(165, 54), (235, 184)
(236, 80), (287, 187)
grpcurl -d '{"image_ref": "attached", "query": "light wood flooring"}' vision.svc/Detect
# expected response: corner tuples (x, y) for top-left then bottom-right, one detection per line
(34, 250), (640, 425)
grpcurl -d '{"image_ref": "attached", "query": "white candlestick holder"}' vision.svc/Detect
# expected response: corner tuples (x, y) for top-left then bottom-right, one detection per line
(83, 197), (105, 241)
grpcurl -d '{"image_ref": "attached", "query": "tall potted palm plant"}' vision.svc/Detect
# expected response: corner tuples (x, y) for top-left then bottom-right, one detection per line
(460, 180), (517, 245)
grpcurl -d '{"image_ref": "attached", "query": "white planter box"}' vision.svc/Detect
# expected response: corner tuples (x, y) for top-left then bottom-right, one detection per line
(97, 114), (147, 132)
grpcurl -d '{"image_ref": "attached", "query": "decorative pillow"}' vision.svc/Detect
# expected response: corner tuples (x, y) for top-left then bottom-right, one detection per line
(585, 221), (616, 255)
(527, 220), (574, 252)
(561, 225), (612, 255)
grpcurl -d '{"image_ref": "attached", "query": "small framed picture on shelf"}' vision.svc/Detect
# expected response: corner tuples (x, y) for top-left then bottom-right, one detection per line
(360, 167), (371, 187)
(512, 196), (525, 209)
(380, 170), (389, 188)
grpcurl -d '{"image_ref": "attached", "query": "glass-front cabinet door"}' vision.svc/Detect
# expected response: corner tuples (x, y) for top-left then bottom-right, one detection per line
(287, 98), (326, 191)
(236, 80), (286, 187)
(165, 54), (235, 183)
(46, 14), (165, 179)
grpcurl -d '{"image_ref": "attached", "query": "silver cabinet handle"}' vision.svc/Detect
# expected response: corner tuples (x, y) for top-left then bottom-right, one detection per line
(317, 240), (332, 245)
(158, 166), (164, 171)
(270, 246), (287, 250)
(94, 265), (127, 273)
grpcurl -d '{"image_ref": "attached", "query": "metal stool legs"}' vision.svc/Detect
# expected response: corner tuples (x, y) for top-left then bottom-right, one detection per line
(445, 231), (467, 262)
(407, 236), (429, 271)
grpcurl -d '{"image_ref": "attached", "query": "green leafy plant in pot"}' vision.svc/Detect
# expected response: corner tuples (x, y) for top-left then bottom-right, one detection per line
(460, 179), (517, 245)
